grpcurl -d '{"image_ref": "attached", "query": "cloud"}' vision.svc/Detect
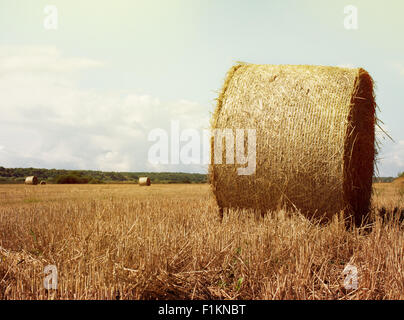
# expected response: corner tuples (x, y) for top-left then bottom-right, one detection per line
(376, 140), (404, 176)
(0, 46), (103, 74)
(0, 45), (209, 173)
(393, 63), (404, 76)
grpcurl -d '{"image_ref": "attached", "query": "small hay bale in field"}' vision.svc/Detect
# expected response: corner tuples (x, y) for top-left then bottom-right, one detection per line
(139, 177), (151, 186)
(210, 64), (376, 225)
(40, 180), (47, 185)
(24, 176), (38, 185)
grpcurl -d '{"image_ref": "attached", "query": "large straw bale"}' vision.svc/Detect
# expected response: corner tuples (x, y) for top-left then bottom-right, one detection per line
(210, 64), (376, 225)
(139, 177), (151, 186)
(24, 176), (38, 185)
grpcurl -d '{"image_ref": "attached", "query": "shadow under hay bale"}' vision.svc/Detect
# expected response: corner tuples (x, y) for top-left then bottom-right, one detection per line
(378, 207), (404, 225)
(210, 64), (376, 227)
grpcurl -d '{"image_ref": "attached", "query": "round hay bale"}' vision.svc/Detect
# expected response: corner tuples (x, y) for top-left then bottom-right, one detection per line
(210, 64), (376, 225)
(40, 180), (47, 185)
(25, 176), (38, 185)
(138, 177), (151, 186)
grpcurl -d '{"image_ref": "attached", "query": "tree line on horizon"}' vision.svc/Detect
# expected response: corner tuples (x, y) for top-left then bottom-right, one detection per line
(0, 166), (401, 185)
(0, 167), (207, 184)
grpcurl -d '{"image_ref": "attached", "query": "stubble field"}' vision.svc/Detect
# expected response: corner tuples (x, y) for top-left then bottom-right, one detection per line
(0, 183), (403, 300)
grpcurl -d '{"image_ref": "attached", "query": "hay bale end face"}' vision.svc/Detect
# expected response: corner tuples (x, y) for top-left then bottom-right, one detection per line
(139, 177), (151, 186)
(25, 176), (39, 185)
(210, 64), (376, 225)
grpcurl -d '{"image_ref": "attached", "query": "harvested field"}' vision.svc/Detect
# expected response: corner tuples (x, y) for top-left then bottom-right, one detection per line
(0, 183), (402, 300)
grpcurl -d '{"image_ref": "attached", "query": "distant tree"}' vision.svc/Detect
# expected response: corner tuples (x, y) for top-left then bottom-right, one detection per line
(56, 174), (87, 184)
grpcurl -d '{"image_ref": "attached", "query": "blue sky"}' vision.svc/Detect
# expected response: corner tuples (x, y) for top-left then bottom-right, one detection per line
(0, 0), (403, 176)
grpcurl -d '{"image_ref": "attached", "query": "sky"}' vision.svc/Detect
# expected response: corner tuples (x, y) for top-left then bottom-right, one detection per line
(0, 0), (403, 176)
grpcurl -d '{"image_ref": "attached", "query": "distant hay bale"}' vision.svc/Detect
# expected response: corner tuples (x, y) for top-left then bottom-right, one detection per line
(25, 176), (38, 185)
(139, 177), (151, 186)
(210, 64), (376, 225)
(40, 180), (47, 185)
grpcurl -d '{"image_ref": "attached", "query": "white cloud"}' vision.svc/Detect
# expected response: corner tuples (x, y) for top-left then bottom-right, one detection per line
(377, 140), (404, 176)
(0, 45), (209, 173)
(392, 62), (404, 76)
(0, 46), (103, 74)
